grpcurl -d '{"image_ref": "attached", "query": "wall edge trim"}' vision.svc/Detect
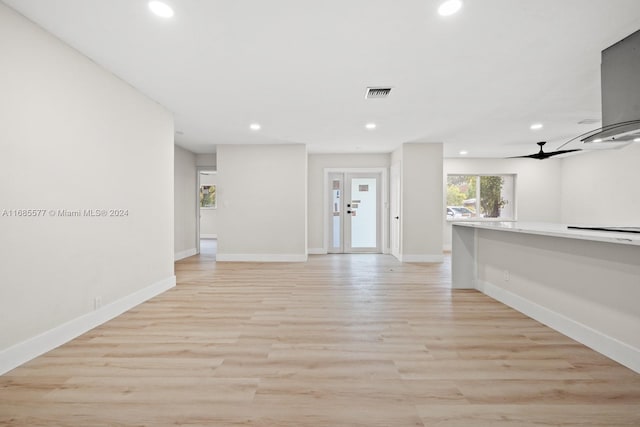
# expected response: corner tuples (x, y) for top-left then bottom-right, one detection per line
(0, 276), (176, 375)
(400, 254), (445, 263)
(174, 248), (197, 261)
(307, 248), (327, 255)
(478, 280), (640, 374)
(216, 254), (308, 262)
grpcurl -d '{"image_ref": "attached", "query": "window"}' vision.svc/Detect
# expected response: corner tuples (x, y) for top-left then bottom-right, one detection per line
(446, 175), (515, 220)
(200, 184), (216, 209)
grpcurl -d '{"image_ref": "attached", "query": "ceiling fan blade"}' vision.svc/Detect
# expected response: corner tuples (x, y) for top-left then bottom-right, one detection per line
(507, 145), (582, 160)
(507, 153), (546, 159)
(543, 148), (583, 157)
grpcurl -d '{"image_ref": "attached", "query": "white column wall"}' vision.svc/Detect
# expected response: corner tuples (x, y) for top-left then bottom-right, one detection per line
(400, 143), (444, 262)
(216, 144), (307, 262)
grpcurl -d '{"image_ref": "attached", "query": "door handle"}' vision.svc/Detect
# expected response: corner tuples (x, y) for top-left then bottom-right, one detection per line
(394, 216), (399, 219)
(347, 210), (352, 214)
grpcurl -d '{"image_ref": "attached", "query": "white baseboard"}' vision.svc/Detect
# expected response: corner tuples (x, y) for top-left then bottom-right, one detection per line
(200, 234), (217, 239)
(400, 254), (445, 263)
(478, 280), (640, 374)
(308, 248), (391, 255)
(174, 248), (197, 261)
(0, 276), (176, 376)
(308, 248), (327, 255)
(216, 253), (308, 262)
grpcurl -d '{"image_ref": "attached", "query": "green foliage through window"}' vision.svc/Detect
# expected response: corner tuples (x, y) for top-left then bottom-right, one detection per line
(446, 175), (514, 220)
(480, 176), (507, 218)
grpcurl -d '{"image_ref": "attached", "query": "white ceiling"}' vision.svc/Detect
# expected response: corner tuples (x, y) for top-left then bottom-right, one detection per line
(4, 0), (640, 157)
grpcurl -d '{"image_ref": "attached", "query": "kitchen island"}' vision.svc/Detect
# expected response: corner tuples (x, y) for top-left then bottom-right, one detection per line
(452, 221), (640, 373)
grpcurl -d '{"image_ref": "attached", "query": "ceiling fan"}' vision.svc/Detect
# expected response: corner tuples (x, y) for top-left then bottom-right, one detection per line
(509, 141), (582, 160)
(510, 119), (640, 160)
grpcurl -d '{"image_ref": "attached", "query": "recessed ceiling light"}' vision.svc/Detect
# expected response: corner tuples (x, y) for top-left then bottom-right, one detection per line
(459, 150), (468, 155)
(593, 138), (603, 143)
(250, 123), (261, 131)
(530, 123), (544, 130)
(438, 0), (463, 16)
(148, 1), (174, 18)
(634, 137), (640, 142)
(365, 123), (377, 130)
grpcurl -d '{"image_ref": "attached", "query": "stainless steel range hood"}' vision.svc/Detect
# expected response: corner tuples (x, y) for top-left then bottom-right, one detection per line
(583, 29), (640, 144)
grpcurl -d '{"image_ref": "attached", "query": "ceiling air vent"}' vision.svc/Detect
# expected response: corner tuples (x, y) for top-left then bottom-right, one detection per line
(365, 87), (392, 99)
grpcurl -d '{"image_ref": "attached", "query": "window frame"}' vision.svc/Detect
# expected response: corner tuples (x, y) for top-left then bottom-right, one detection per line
(446, 174), (516, 222)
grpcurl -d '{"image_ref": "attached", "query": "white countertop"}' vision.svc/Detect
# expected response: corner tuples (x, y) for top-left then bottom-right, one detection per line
(453, 221), (640, 247)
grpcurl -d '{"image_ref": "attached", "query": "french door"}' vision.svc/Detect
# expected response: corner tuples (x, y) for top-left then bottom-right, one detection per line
(328, 172), (381, 253)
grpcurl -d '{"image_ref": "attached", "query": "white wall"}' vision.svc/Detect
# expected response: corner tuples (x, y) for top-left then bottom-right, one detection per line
(196, 153), (217, 168)
(199, 172), (218, 238)
(400, 143), (444, 261)
(0, 4), (175, 373)
(174, 146), (197, 259)
(560, 143), (640, 226)
(216, 144), (307, 261)
(307, 153), (390, 252)
(443, 158), (563, 249)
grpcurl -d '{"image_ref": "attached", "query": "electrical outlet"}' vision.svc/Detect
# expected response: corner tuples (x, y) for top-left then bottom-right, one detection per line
(503, 270), (510, 282)
(94, 296), (102, 310)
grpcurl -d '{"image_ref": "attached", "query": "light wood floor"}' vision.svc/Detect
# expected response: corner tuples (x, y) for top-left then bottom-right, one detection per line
(2, 253), (640, 426)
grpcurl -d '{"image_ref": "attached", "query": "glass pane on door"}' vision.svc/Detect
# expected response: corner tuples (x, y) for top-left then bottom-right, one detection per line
(331, 178), (342, 251)
(350, 178), (377, 248)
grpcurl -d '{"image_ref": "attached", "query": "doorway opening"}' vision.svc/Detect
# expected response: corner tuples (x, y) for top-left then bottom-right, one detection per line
(325, 170), (386, 254)
(197, 168), (217, 258)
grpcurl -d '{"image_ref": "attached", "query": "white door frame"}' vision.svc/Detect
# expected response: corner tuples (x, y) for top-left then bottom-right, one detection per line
(323, 167), (388, 254)
(390, 162), (401, 259)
